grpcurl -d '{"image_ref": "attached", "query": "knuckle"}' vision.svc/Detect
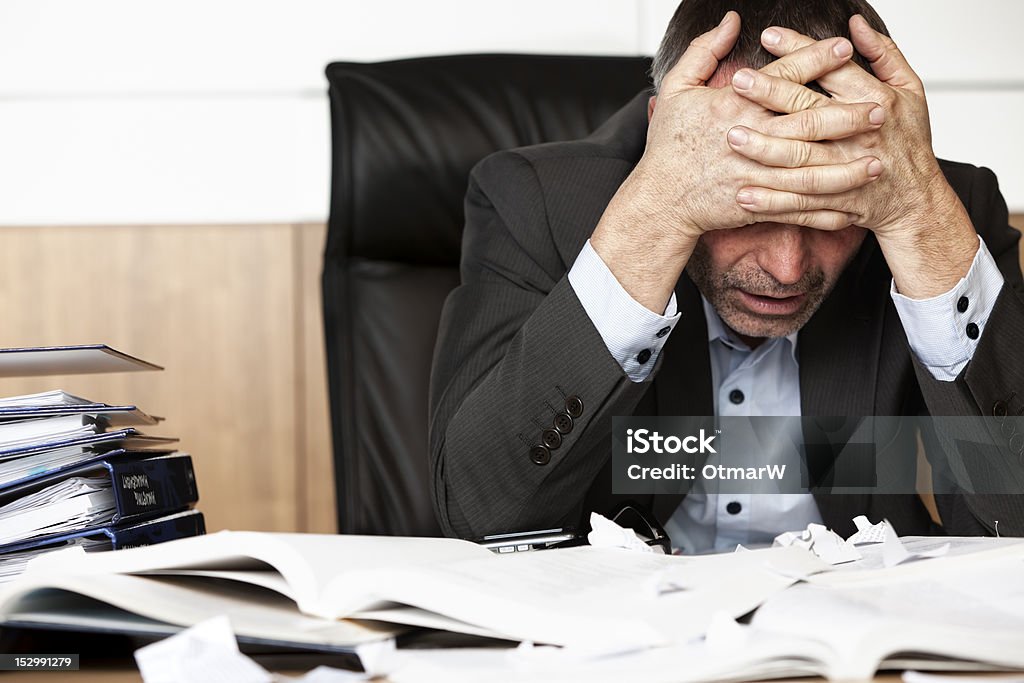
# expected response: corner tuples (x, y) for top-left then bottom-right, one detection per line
(774, 59), (802, 84)
(798, 111), (822, 140)
(800, 167), (821, 194)
(792, 142), (813, 168)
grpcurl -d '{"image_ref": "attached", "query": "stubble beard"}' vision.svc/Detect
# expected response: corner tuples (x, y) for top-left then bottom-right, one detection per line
(685, 239), (837, 340)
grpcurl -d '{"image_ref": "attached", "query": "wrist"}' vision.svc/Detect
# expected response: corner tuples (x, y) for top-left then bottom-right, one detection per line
(875, 178), (978, 299)
(591, 170), (700, 313)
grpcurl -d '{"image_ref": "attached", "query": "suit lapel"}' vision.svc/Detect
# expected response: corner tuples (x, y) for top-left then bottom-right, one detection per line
(801, 236), (887, 529)
(653, 275), (713, 524)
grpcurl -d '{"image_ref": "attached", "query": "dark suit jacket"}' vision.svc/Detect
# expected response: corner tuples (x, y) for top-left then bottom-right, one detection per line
(429, 92), (1024, 540)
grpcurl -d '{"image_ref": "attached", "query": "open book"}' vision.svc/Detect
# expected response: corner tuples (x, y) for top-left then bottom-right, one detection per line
(0, 530), (824, 653)
(343, 538), (1024, 683)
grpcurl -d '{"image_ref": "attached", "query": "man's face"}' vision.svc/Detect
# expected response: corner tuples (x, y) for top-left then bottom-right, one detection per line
(651, 64), (868, 342)
(687, 222), (865, 340)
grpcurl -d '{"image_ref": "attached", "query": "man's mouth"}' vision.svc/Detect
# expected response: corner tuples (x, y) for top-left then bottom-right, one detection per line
(735, 289), (806, 316)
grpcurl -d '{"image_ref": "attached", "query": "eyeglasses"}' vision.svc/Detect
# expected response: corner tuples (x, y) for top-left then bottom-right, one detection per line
(993, 393), (1024, 461)
(611, 501), (673, 555)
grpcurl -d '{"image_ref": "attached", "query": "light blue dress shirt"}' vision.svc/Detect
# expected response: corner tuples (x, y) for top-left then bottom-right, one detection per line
(567, 236), (1004, 553)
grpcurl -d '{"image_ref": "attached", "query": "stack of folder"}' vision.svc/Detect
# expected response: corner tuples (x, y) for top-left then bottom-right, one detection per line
(0, 345), (205, 580)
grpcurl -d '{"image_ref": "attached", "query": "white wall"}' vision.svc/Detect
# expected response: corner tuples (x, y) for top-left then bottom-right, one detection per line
(1, 0), (1022, 225)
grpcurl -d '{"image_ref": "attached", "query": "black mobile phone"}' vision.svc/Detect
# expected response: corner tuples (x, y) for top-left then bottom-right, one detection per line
(475, 527), (585, 553)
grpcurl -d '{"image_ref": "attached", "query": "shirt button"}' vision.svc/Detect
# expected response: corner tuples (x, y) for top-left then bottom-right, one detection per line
(637, 349), (652, 364)
(541, 428), (562, 450)
(729, 389), (745, 405)
(529, 445), (551, 466)
(726, 501), (742, 515)
(655, 326), (671, 338)
(564, 395), (584, 418)
(957, 296), (969, 313)
(966, 322), (980, 340)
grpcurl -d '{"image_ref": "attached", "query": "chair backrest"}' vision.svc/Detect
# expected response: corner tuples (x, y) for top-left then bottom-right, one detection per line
(323, 54), (651, 536)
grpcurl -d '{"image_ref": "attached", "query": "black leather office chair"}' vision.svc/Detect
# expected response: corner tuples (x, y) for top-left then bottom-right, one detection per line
(323, 54), (652, 536)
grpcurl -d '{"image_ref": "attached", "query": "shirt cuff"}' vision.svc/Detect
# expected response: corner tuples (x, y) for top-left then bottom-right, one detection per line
(891, 235), (1004, 382)
(568, 240), (681, 382)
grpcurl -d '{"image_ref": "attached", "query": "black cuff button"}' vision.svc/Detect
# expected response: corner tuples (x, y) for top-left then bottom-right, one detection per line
(729, 389), (745, 405)
(637, 348), (652, 364)
(966, 322), (979, 340)
(565, 395), (584, 418)
(957, 296), (969, 313)
(553, 412), (574, 434)
(541, 428), (562, 450)
(726, 501), (742, 515)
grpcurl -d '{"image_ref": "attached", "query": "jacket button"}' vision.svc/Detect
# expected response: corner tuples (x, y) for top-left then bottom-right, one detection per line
(553, 412), (574, 434)
(541, 428), (562, 450)
(565, 395), (584, 418)
(994, 400), (1008, 417)
(957, 296), (969, 313)
(530, 445), (551, 465)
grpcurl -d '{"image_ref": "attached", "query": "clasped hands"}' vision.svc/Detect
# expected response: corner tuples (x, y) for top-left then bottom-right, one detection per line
(633, 11), (978, 298)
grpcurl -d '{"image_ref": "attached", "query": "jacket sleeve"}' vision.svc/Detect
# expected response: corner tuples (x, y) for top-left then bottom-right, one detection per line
(428, 150), (654, 539)
(916, 165), (1024, 534)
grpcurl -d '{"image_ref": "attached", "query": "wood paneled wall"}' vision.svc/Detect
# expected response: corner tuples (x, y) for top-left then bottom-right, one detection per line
(0, 223), (334, 533)
(1, 218), (1022, 534)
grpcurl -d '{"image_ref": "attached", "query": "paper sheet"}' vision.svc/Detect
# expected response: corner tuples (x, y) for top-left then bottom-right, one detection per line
(135, 615), (274, 683)
(586, 512), (655, 553)
(772, 524), (860, 565)
(136, 617), (373, 683)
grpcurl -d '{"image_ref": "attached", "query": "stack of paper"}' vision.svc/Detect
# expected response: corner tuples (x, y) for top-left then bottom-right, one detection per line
(0, 345), (206, 581)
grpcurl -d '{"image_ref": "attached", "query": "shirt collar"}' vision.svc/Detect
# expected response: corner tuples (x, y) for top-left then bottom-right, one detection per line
(701, 296), (799, 362)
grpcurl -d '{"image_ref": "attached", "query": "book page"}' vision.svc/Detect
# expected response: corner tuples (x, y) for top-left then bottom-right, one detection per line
(752, 555), (1024, 680)
(0, 572), (396, 649)
(25, 530), (493, 612)
(324, 545), (825, 650)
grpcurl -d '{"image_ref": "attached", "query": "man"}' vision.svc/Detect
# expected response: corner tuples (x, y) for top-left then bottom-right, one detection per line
(429, 0), (1024, 549)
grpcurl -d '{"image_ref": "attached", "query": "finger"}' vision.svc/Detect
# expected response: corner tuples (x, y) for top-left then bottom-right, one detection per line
(737, 186), (862, 215)
(727, 126), (843, 167)
(765, 101), (885, 141)
(849, 14), (924, 93)
(746, 209), (857, 232)
(661, 11), (741, 92)
(741, 156), (882, 197)
(757, 36), (854, 86)
(732, 68), (830, 113)
(761, 26), (883, 102)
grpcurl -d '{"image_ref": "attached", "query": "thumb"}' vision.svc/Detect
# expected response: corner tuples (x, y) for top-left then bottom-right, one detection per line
(660, 11), (741, 92)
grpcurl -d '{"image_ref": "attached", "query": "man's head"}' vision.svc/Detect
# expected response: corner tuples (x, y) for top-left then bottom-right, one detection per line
(651, 1), (890, 344)
(651, 0), (889, 94)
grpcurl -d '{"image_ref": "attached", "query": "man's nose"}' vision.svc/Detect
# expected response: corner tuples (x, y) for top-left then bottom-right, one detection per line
(754, 225), (810, 286)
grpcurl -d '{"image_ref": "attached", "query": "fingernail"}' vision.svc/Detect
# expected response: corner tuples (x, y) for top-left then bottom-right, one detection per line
(762, 28), (781, 46)
(737, 190), (755, 205)
(833, 39), (853, 58)
(869, 106), (886, 125)
(847, 213), (860, 224)
(732, 70), (754, 90)
(719, 12), (730, 27)
(868, 159), (883, 177)
(728, 127), (749, 146)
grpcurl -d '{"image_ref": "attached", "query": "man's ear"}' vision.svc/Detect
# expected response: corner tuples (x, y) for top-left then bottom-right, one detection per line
(647, 95), (656, 122)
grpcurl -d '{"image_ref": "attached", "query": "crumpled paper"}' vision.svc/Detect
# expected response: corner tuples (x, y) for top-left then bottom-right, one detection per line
(586, 512), (656, 553)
